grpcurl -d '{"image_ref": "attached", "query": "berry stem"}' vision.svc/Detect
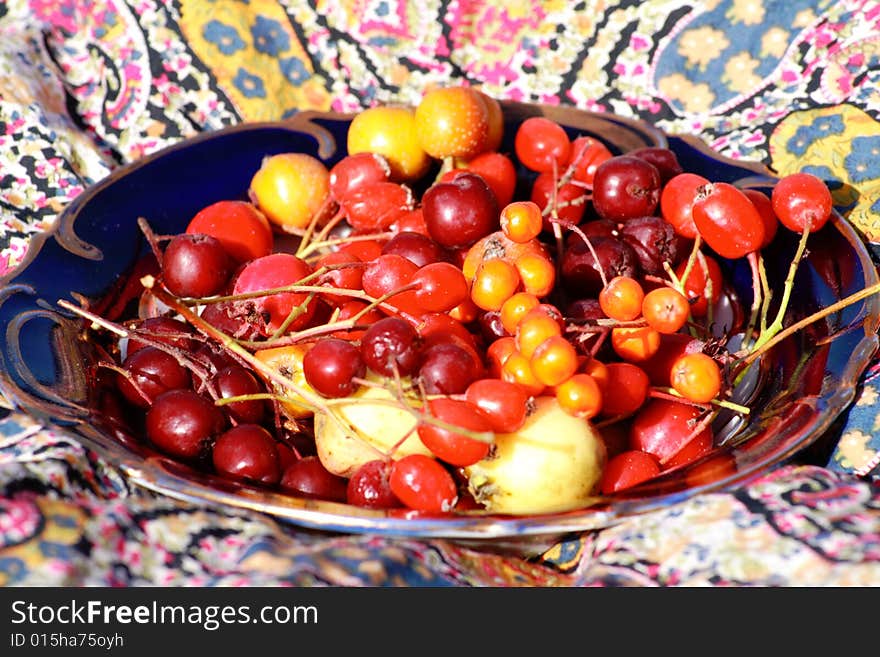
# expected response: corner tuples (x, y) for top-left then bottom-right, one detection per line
(295, 202), (343, 258)
(741, 251), (763, 350)
(650, 386), (750, 415)
(734, 275), (880, 372)
(747, 226), (811, 354)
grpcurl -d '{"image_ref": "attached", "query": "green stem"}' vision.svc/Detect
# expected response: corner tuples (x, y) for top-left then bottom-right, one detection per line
(748, 227), (811, 353)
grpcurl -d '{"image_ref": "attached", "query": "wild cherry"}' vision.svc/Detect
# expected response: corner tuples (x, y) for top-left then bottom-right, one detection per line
(212, 423), (281, 485)
(591, 155), (662, 222)
(422, 172), (499, 249)
(280, 455), (348, 502)
(162, 232), (231, 298)
(359, 316), (422, 378)
(118, 346), (192, 408)
(303, 338), (366, 398)
(346, 460), (402, 509)
(145, 389), (225, 461)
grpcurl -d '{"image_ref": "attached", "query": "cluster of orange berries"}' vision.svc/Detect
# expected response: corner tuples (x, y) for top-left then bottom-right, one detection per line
(445, 198), (725, 425)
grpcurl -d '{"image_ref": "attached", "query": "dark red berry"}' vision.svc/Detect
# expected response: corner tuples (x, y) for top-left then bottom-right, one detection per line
(212, 424), (281, 485)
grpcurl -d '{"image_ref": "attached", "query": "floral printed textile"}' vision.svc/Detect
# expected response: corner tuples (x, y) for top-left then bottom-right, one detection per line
(1, 0), (880, 586)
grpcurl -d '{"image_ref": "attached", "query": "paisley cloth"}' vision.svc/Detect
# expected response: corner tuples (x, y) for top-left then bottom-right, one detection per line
(1, 0), (879, 586)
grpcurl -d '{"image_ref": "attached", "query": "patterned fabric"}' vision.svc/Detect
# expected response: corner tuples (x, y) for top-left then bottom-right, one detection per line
(1, 0), (880, 586)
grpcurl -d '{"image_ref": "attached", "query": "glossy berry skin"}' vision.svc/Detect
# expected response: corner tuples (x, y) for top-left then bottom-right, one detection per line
(692, 182), (765, 259)
(185, 200), (273, 264)
(359, 316), (422, 377)
(347, 105), (431, 182)
(417, 341), (481, 395)
(212, 424), (281, 485)
(389, 454), (458, 513)
(591, 155), (662, 222)
(145, 389), (225, 461)
(641, 286), (691, 334)
(670, 352), (722, 404)
(560, 235), (640, 298)
(661, 173), (710, 240)
(232, 253), (316, 336)
(248, 152), (332, 231)
(516, 250), (556, 298)
(600, 450), (661, 494)
(418, 312), (479, 351)
(118, 346), (193, 408)
(461, 151), (517, 208)
(530, 171), (587, 228)
(742, 189), (779, 248)
(771, 172), (833, 233)
(315, 249), (364, 307)
(628, 147), (683, 184)
(382, 231), (446, 268)
(339, 180), (414, 231)
(412, 261), (469, 313)
(414, 86), (489, 160)
(346, 460), (402, 509)
(464, 378), (529, 433)
(302, 338), (366, 398)
(569, 136), (613, 185)
(280, 455), (348, 502)
(617, 215), (689, 277)
(675, 252), (723, 318)
(422, 172), (499, 249)
(214, 365), (268, 424)
(360, 253), (422, 318)
(663, 431), (714, 470)
(417, 397), (492, 467)
(600, 362), (650, 417)
(514, 116), (572, 173)
(389, 207), (431, 236)
(629, 398), (712, 465)
(162, 232), (231, 298)
(599, 275), (645, 322)
(328, 151), (391, 202)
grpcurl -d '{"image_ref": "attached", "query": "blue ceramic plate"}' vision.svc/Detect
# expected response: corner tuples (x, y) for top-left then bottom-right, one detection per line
(1, 101), (877, 553)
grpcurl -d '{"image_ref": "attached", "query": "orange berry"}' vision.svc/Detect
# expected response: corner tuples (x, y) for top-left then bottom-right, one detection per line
(555, 373), (603, 419)
(599, 275), (645, 322)
(514, 251), (556, 298)
(461, 230), (551, 282)
(500, 292), (541, 335)
(515, 311), (562, 359)
(642, 286), (691, 334)
(581, 358), (609, 393)
(486, 336), (517, 378)
(500, 350), (546, 397)
(530, 335), (579, 387)
(470, 258), (521, 311)
(500, 201), (543, 243)
(521, 302), (565, 329)
(670, 352), (722, 403)
(611, 325), (662, 362)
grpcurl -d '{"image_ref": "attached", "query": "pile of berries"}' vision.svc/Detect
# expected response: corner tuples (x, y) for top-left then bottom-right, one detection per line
(84, 86), (836, 515)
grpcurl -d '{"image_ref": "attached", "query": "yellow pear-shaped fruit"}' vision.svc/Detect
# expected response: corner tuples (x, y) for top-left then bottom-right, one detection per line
(313, 382), (433, 478)
(464, 396), (606, 515)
